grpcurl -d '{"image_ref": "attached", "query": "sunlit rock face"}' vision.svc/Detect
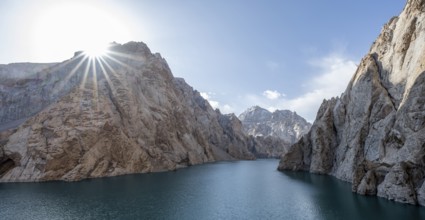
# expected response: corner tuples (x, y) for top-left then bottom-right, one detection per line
(0, 41), (257, 182)
(279, 0), (425, 206)
(239, 106), (311, 158)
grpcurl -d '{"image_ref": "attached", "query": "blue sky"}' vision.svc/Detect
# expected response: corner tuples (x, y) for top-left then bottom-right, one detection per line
(0, 0), (405, 121)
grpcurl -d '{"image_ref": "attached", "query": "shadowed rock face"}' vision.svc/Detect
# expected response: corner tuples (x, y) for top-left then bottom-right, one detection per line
(0, 41), (257, 182)
(0, 62), (62, 130)
(279, 0), (425, 206)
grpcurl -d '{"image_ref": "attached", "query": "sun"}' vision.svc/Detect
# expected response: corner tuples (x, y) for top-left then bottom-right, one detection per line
(31, 2), (132, 61)
(84, 43), (109, 58)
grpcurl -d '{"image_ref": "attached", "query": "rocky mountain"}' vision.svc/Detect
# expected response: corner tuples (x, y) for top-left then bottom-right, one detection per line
(239, 106), (311, 144)
(238, 106), (311, 158)
(0, 42), (258, 182)
(0, 61), (76, 131)
(279, 0), (425, 206)
(0, 63), (57, 78)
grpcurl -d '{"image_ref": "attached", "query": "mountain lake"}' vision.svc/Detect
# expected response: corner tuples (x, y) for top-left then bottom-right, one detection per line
(1, 159), (424, 219)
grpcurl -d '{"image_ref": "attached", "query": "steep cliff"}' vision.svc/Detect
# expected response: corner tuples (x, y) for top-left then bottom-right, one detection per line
(0, 42), (256, 182)
(0, 62), (64, 130)
(279, 0), (425, 206)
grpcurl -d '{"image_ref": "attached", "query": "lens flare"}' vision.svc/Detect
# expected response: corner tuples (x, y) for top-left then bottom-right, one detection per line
(84, 43), (109, 58)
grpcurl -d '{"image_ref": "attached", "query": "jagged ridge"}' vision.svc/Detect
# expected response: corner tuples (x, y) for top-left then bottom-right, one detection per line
(278, 0), (425, 206)
(239, 106), (311, 143)
(238, 106), (311, 158)
(0, 42), (259, 182)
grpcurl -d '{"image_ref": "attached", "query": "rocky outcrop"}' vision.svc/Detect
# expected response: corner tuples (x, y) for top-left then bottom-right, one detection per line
(0, 128), (16, 177)
(239, 106), (310, 158)
(0, 63), (57, 78)
(248, 135), (290, 158)
(0, 60), (81, 131)
(0, 42), (256, 182)
(279, 0), (425, 206)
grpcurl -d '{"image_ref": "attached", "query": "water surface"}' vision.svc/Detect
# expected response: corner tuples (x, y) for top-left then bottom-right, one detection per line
(1, 160), (424, 219)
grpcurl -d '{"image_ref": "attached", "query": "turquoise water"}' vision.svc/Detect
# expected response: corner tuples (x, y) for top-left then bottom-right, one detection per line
(0, 160), (424, 219)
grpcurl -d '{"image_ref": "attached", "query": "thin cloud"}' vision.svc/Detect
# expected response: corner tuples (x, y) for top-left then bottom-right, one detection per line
(263, 90), (284, 100)
(241, 53), (357, 122)
(286, 53), (356, 121)
(221, 104), (234, 114)
(209, 100), (220, 109)
(201, 92), (234, 114)
(200, 92), (210, 100)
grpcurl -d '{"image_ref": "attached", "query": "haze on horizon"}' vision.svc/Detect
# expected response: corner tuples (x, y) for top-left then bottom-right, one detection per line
(0, 0), (405, 121)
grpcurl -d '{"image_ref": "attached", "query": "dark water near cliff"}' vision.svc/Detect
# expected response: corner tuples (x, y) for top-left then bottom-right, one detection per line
(1, 160), (424, 220)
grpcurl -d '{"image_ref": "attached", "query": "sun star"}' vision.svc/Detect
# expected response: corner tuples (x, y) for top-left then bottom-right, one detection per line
(32, 2), (132, 61)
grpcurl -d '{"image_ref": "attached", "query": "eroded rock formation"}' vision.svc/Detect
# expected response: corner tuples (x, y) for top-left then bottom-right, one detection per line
(279, 0), (425, 206)
(0, 42), (257, 182)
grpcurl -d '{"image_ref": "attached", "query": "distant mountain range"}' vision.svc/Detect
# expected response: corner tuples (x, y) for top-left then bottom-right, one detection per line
(239, 106), (311, 144)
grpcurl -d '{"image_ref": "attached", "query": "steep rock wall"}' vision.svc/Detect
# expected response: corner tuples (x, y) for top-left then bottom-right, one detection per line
(0, 42), (256, 182)
(279, 0), (425, 206)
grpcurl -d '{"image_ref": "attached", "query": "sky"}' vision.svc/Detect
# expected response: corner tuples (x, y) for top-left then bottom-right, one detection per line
(0, 0), (406, 121)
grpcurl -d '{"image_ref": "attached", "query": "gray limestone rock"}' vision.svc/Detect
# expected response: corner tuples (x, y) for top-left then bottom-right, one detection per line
(279, 0), (425, 206)
(418, 182), (425, 206)
(0, 42), (257, 182)
(377, 163), (417, 205)
(357, 170), (378, 196)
